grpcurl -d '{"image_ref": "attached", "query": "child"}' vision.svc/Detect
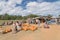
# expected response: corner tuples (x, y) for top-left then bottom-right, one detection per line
(44, 22), (49, 28)
(12, 22), (17, 34)
(16, 21), (21, 31)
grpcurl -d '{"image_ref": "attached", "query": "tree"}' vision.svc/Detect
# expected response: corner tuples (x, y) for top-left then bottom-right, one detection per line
(27, 14), (39, 18)
(47, 14), (52, 18)
(3, 14), (10, 20)
(0, 13), (39, 20)
(47, 14), (53, 21)
(58, 15), (60, 18)
(15, 16), (23, 20)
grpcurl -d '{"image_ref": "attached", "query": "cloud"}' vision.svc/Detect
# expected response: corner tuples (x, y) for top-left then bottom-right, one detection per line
(0, 0), (22, 15)
(0, 0), (60, 17)
(25, 1), (60, 16)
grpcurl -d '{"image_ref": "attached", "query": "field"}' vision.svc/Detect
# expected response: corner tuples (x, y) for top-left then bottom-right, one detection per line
(0, 23), (60, 40)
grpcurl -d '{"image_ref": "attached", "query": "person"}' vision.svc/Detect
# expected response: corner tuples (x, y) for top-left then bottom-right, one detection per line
(27, 18), (32, 24)
(19, 21), (22, 26)
(8, 21), (13, 25)
(16, 21), (21, 31)
(44, 21), (49, 28)
(36, 19), (40, 27)
(31, 19), (36, 24)
(0, 22), (5, 26)
(7, 22), (8, 25)
(12, 22), (17, 34)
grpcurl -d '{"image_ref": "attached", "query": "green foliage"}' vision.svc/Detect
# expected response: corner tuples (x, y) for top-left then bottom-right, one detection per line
(47, 14), (52, 18)
(0, 14), (39, 20)
(47, 14), (53, 21)
(26, 14), (39, 18)
(58, 15), (60, 18)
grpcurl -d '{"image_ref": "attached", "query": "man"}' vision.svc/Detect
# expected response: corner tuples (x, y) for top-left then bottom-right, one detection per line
(27, 18), (32, 24)
(36, 19), (40, 27)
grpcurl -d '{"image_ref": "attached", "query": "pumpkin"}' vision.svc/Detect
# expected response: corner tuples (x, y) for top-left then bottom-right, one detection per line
(22, 23), (30, 31)
(29, 24), (37, 31)
(22, 23), (29, 27)
(0, 26), (2, 30)
(4, 27), (12, 33)
(22, 26), (28, 31)
(0, 28), (2, 30)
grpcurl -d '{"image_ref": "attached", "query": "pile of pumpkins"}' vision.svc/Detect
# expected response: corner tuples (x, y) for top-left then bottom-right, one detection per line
(0, 23), (38, 34)
(3, 27), (12, 34)
(0, 27), (3, 33)
(22, 23), (38, 31)
(0, 26), (12, 34)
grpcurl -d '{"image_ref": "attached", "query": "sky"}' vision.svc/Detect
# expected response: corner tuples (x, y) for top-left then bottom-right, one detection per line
(0, 0), (60, 17)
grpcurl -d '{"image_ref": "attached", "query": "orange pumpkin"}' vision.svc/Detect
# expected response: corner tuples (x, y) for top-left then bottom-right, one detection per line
(4, 27), (12, 33)
(22, 26), (28, 31)
(0, 26), (2, 30)
(22, 23), (29, 27)
(29, 24), (37, 31)
(22, 23), (30, 31)
(0, 28), (2, 30)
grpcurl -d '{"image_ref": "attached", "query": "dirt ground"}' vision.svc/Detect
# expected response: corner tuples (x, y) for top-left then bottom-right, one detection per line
(0, 24), (60, 40)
